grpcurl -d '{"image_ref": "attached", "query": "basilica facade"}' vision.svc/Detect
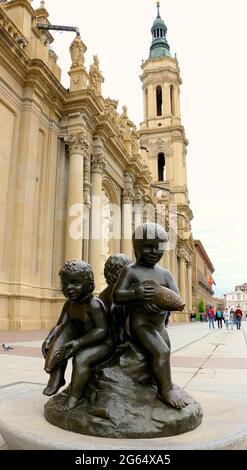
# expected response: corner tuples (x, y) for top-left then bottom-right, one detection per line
(0, 1), (193, 329)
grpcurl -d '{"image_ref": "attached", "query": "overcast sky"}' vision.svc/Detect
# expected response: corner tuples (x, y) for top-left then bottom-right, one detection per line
(35, 0), (247, 297)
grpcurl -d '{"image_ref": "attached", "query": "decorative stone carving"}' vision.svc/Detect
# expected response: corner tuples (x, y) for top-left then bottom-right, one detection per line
(89, 55), (104, 96)
(131, 125), (141, 155)
(178, 249), (187, 259)
(117, 108), (132, 140)
(69, 35), (87, 67)
(91, 138), (106, 173)
(83, 153), (92, 206)
(104, 98), (119, 126)
(65, 132), (89, 153)
(133, 185), (143, 205)
(122, 172), (134, 203)
(91, 154), (106, 173)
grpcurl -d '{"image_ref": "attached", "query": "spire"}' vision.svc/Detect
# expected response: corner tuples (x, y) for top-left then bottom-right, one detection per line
(149, 2), (171, 58)
(156, 1), (161, 18)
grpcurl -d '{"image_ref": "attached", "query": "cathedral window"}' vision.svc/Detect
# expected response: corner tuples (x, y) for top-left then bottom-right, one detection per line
(170, 85), (174, 115)
(145, 89), (148, 119)
(158, 152), (166, 181)
(156, 85), (163, 116)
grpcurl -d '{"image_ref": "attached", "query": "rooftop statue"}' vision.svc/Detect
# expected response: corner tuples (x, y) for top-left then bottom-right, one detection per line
(89, 55), (104, 95)
(69, 35), (86, 67)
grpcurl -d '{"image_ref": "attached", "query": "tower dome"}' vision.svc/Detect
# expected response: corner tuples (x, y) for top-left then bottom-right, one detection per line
(150, 2), (171, 58)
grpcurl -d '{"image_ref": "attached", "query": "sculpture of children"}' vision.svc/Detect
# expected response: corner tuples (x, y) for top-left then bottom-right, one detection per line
(42, 260), (114, 411)
(113, 223), (188, 409)
(99, 254), (131, 343)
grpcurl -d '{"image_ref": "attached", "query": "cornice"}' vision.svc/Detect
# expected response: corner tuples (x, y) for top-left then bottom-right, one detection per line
(194, 240), (215, 272)
(4, 0), (35, 17)
(63, 90), (104, 129)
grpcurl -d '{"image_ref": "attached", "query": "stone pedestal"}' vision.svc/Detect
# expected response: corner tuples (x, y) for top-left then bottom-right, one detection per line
(44, 365), (202, 439)
(1, 382), (247, 450)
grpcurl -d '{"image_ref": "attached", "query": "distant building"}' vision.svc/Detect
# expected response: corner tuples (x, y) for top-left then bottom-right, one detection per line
(192, 240), (215, 311)
(213, 297), (225, 311)
(224, 283), (247, 313)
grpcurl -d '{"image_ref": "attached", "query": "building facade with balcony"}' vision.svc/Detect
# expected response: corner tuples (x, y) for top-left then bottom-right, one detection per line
(192, 240), (215, 312)
(224, 283), (247, 314)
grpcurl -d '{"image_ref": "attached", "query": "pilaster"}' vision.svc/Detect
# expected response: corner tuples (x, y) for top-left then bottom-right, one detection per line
(65, 131), (88, 261)
(89, 136), (106, 292)
(178, 249), (187, 305)
(121, 172), (134, 259)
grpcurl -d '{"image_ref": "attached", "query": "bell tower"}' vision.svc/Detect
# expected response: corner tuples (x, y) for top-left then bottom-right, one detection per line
(140, 1), (188, 205)
(140, 2), (194, 316)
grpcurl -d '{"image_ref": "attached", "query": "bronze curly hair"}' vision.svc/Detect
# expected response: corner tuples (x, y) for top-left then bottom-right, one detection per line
(104, 254), (131, 286)
(59, 260), (95, 293)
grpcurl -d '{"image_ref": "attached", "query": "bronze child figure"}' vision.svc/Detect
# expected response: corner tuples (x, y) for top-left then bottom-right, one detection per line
(99, 253), (131, 343)
(42, 260), (114, 411)
(113, 223), (187, 409)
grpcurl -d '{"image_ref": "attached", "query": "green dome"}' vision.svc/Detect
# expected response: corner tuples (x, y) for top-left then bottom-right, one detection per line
(149, 3), (170, 58)
(151, 17), (166, 33)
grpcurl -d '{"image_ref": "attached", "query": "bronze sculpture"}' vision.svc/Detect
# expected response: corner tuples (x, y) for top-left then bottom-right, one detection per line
(42, 260), (114, 411)
(43, 225), (202, 437)
(113, 223), (186, 409)
(99, 253), (131, 343)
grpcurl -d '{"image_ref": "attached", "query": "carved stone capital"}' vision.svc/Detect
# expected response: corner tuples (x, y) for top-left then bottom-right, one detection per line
(133, 186), (143, 205)
(83, 181), (92, 206)
(178, 249), (187, 260)
(122, 188), (135, 204)
(65, 132), (89, 154)
(91, 153), (106, 173)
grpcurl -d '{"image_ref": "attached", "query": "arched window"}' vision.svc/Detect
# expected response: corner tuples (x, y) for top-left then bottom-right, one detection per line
(158, 152), (166, 181)
(156, 85), (163, 116)
(145, 88), (148, 120)
(170, 85), (174, 115)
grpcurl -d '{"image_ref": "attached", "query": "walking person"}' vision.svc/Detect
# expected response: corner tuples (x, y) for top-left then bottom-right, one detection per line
(230, 308), (235, 329)
(234, 305), (243, 330)
(215, 308), (223, 328)
(223, 307), (230, 329)
(207, 306), (215, 329)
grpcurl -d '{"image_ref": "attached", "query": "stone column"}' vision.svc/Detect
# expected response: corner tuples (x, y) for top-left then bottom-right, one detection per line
(65, 132), (88, 261)
(89, 137), (105, 293)
(121, 172), (134, 259)
(133, 186), (143, 229)
(178, 249), (186, 305)
(163, 83), (171, 115)
(82, 152), (91, 262)
(187, 260), (193, 313)
(169, 249), (177, 280)
(148, 85), (155, 118)
(174, 85), (181, 119)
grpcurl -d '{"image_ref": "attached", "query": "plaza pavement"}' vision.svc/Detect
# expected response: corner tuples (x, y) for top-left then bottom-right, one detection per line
(0, 320), (247, 450)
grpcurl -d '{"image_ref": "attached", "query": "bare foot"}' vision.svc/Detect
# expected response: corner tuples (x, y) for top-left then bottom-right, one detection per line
(43, 376), (65, 396)
(157, 389), (188, 409)
(56, 396), (80, 412)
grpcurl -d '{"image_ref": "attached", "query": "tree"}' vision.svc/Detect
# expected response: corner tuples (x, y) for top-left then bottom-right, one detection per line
(198, 298), (206, 313)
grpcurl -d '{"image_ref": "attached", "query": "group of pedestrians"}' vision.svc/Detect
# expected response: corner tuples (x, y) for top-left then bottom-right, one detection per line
(206, 305), (243, 330)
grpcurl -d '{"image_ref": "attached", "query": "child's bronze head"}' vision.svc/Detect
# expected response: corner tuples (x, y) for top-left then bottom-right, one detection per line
(59, 260), (95, 302)
(132, 223), (168, 266)
(104, 254), (131, 286)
